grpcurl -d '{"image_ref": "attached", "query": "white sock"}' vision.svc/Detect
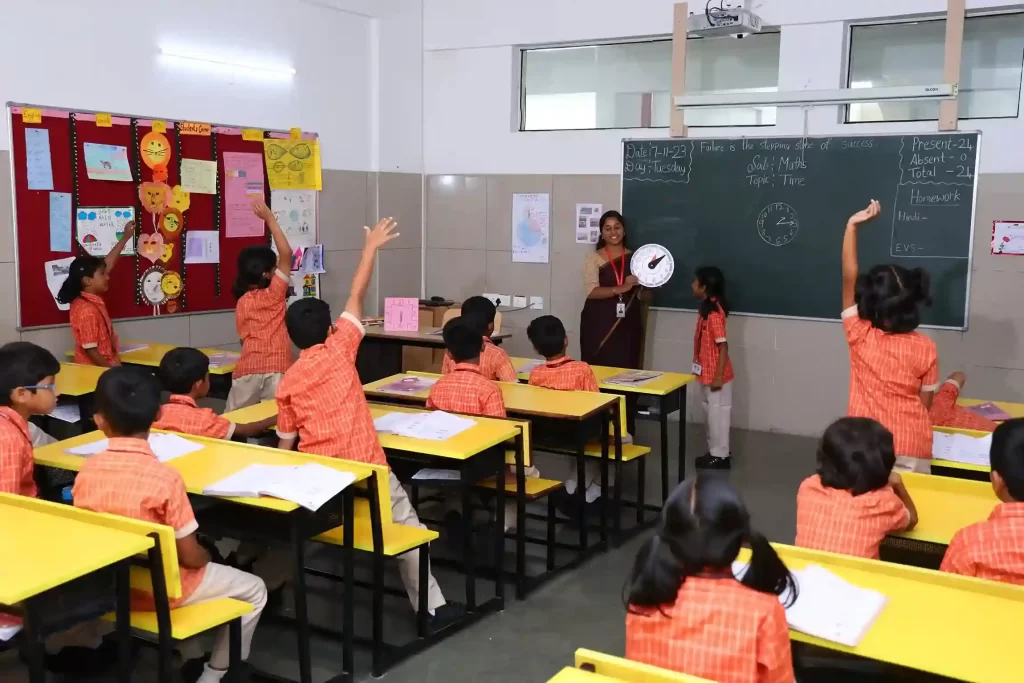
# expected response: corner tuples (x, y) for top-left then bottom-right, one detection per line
(196, 664), (229, 683)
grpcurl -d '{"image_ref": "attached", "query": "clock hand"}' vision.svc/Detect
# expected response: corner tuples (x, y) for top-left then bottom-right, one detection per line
(648, 253), (666, 269)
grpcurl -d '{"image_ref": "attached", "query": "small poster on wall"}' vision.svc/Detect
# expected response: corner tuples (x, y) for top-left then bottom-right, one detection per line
(44, 256), (76, 311)
(511, 192), (550, 264)
(575, 203), (603, 244)
(992, 221), (1024, 255)
(76, 207), (136, 256)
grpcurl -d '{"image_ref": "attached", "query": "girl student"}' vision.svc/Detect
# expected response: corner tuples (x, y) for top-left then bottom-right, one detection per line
(625, 476), (797, 683)
(796, 417), (918, 560)
(841, 200), (939, 473)
(58, 219), (136, 367)
(692, 266), (733, 470)
(225, 199), (294, 412)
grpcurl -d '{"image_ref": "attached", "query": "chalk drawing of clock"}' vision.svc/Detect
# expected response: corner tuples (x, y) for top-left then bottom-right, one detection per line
(631, 244), (675, 288)
(756, 202), (800, 247)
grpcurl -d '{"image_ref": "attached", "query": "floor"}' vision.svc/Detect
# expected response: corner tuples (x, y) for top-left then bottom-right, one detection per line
(0, 421), (954, 682)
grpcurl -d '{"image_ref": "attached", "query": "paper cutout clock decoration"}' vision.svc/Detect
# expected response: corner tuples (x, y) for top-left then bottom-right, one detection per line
(631, 244), (675, 288)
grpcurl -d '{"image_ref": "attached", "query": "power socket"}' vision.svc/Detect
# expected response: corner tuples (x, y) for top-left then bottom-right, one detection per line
(512, 295), (527, 308)
(482, 293), (502, 307)
(529, 296), (544, 310)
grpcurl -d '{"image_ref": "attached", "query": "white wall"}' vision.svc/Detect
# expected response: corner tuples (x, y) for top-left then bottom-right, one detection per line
(423, 0), (1024, 175)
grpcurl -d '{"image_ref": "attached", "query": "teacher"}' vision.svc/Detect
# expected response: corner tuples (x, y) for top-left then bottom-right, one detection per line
(580, 211), (647, 427)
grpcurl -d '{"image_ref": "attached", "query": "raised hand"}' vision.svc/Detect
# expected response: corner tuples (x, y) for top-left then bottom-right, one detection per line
(848, 199), (881, 226)
(364, 217), (399, 251)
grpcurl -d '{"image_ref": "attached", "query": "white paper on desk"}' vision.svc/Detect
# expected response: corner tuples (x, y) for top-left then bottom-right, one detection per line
(733, 562), (885, 647)
(48, 403), (81, 423)
(208, 351), (240, 368)
(373, 412), (416, 434)
(603, 370), (663, 386)
(118, 343), (149, 354)
(204, 463), (356, 511)
(390, 411), (476, 441)
(66, 433), (203, 462)
(932, 430), (992, 467)
(516, 359), (545, 374)
(412, 468), (461, 481)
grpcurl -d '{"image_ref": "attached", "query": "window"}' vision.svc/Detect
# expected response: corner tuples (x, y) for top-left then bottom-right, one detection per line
(847, 13), (1024, 123)
(519, 33), (781, 131)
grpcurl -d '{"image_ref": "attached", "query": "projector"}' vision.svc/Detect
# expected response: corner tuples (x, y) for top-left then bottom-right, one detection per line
(688, 7), (763, 37)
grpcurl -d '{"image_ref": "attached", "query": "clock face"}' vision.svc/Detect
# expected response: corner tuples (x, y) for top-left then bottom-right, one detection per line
(757, 202), (800, 247)
(631, 244), (675, 288)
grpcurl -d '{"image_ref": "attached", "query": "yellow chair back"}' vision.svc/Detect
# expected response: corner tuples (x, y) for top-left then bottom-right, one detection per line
(575, 649), (714, 683)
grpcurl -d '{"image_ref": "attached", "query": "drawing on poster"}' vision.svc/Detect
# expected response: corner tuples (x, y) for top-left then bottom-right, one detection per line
(287, 273), (320, 305)
(992, 221), (1024, 255)
(76, 207), (136, 256)
(271, 190), (317, 249)
(84, 143), (133, 182)
(575, 203), (603, 244)
(512, 193), (550, 263)
(45, 256), (77, 311)
(264, 139), (323, 190)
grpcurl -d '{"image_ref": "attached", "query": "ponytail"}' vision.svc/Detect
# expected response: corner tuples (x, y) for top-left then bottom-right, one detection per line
(741, 531), (798, 607)
(624, 532), (689, 613)
(695, 266), (729, 319)
(232, 246), (277, 299)
(56, 256), (104, 305)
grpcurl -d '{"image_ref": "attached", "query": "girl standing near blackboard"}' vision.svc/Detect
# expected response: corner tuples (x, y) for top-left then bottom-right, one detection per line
(692, 267), (733, 471)
(841, 200), (939, 474)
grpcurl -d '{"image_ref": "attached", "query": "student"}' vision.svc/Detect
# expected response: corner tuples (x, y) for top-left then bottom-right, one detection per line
(0, 343), (60, 497)
(692, 266), (733, 471)
(930, 371), (998, 432)
(625, 476), (796, 683)
(428, 318), (506, 417)
(441, 296), (517, 383)
(57, 219), (136, 367)
(155, 348), (277, 439)
(941, 418), (1024, 584)
(795, 417), (917, 559)
(841, 200), (939, 473)
(72, 366), (266, 683)
(225, 199), (294, 412)
(275, 218), (463, 629)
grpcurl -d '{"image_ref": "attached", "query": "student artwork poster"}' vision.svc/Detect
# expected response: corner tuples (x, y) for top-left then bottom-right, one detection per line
(512, 192), (550, 264)
(77, 207), (136, 256)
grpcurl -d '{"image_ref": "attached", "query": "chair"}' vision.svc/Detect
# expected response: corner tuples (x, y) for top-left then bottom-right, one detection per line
(575, 648), (714, 682)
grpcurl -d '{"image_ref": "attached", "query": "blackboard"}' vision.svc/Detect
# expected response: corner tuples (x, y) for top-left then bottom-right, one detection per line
(621, 133), (979, 329)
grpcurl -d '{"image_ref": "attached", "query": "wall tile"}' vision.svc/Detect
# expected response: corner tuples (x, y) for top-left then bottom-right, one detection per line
(972, 173), (1024, 273)
(484, 250), (551, 328)
(377, 173), (423, 250)
(647, 309), (696, 341)
(21, 326), (76, 357)
(965, 269), (1024, 369)
(725, 315), (777, 351)
(366, 171), (379, 224)
(771, 350), (849, 436)
(189, 311), (238, 348)
(319, 170), (369, 252)
(0, 263), (17, 344)
(485, 175), (554, 251)
(425, 248), (486, 302)
(728, 346), (777, 433)
(962, 364), (1024, 403)
(551, 174), (621, 254)
(549, 251), (587, 331)
(0, 152), (13, 264)
(377, 248), (422, 304)
(773, 317), (846, 355)
(426, 175), (487, 250)
(113, 316), (192, 348)
(318, 250), (368, 314)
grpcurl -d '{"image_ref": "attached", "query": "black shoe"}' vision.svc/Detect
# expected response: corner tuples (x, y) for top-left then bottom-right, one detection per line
(44, 640), (119, 675)
(428, 601), (467, 633)
(180, 655), (209, 683)
(695, 453), (732, 470)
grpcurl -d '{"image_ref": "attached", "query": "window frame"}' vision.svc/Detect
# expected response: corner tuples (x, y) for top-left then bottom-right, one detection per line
(516, 32), (782, 133)
(843, 11), (1024, 125)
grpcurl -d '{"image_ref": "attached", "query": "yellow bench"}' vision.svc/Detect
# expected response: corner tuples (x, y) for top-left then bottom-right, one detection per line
(0, 494), (251, 683)
(573, 648), (713, 682)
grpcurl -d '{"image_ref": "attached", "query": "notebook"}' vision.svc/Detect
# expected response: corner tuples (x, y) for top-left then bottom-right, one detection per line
(377, 376), (438, 395)
(967, 402), (1012, 421)
(207, 352), (240, 368)
(66, 433), (204, 463)
(373, 410), (476, 441)
(203, 463), (357, 511)
(931, 430), (992, 467)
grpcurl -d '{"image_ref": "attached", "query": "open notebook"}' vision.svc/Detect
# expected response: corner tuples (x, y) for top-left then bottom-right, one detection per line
(733, 562), (886, 647)
(932, 430), (992, 467)
(204, 463), (357, 511)
(66, 433), (204, 463)
(373, 410), (476, 441)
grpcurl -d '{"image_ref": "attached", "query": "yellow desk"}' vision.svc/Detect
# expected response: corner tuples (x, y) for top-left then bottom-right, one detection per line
(893, 472), (997, 545)
(510, 357), (694, 503)
(931, 426), (991, 477)
(56, 362), (107, 397)
(758, 543), (1024, 682)
(548, 669), (622, 683)
(65, 342), (238, 374)
(0, 500), (152, 683)
(959, 397), (1024, 419)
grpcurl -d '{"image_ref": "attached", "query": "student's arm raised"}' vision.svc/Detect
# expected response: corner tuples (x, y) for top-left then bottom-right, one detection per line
(841, 200), (881, 311)
(104, 219), (136, 273)
(252, 198), (293, 277)
(345, 217), (398, 320)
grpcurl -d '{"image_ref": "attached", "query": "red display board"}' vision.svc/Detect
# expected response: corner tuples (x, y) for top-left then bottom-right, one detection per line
(9, 105), (314, 329)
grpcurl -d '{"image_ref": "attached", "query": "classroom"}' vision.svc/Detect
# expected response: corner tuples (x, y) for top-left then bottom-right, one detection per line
(3, 0), (1024, 682)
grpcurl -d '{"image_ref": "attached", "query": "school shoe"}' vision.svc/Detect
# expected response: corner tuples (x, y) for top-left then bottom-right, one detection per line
(695, 453), (732, 470)
(428, 601), (467, 633)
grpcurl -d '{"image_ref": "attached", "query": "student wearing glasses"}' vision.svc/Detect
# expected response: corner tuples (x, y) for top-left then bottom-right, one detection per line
(0, 342), (61, 497)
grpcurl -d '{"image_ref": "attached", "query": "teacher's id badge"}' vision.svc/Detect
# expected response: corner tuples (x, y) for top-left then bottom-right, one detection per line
(616, 302), (626, 318)
(691, 362), (702, 375)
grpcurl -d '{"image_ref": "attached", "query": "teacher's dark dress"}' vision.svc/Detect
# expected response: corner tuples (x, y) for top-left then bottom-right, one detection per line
(580, 258), (644, 370)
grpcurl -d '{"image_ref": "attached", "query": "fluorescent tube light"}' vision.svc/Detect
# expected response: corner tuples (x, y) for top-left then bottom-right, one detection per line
(159, 47), (296, 77)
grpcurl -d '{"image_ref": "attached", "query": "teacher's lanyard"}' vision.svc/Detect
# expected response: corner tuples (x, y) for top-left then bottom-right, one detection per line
(605, 247), (627, 318)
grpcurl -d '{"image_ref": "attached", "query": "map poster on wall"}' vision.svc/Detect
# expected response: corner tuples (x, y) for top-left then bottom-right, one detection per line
(511, 193), (550, 264)
(77, 207), (136, 256)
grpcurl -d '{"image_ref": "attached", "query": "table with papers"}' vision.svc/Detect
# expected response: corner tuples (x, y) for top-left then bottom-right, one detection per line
(931, 427), (993, 479)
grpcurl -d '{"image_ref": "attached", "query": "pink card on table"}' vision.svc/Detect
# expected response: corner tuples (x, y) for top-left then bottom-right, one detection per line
(384, 298), (420, 332)
(967, 402), (1013, 421)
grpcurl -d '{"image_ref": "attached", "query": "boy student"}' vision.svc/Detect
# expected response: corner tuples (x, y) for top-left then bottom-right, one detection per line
(441, 296), (517, 383)
(155, 347), (277, 439)
(275, 217), (464, 629)
(428, 318), (506, 417)
(73, 367), (266, 683)
(941, 418), (1024, 584)
(0, 342), (60, 497)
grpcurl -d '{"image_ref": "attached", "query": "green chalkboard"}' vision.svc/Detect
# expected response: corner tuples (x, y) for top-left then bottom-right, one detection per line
(621, 133), (979, 329)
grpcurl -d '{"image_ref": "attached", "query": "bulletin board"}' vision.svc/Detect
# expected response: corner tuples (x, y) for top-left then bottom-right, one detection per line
(7, 103), (322, 329)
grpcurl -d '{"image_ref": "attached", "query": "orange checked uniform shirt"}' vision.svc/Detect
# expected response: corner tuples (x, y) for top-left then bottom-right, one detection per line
(529, 357), (600, 392)
(276, 313), (386, 467)
(153, 395), (234, 440)
(940, 502), (1024, 585)
(626, 576), (793, 683)
(794, 475), (909, 559)
(694, 303), (734, 386)
(843, 306), (939, 458)
(70, 293), (119, 366)
(233, 270), (292, 380)
(930, 380), (997, 432)
(427, 363), (506, 417)
(441, 337), (517, 383)
(72, 437), (204, 607)
(0, 407), (36, 497)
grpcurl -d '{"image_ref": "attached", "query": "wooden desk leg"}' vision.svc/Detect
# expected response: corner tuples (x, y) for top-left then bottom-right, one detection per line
(342, 489), (355, 677)
(677, 389), (687, 484)
(115, 559), (132, 683)
(21, 598), (45, 683)
(290, 522), (312, 683)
